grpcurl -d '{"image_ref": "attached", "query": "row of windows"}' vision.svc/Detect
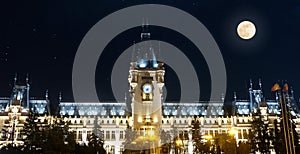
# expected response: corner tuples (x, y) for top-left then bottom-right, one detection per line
(76, 130), (125, 141)
(202, 129), (248, 139)
(60, 107), (125, 116)
(105, 130), (125, 140)
(68, 118), (129, 125)
(162, 119), (231, 125)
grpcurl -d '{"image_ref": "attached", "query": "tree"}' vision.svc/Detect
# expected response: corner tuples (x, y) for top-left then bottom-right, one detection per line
(41, 118), (76, 154)
(64, 122), (76, 153)
(123, 123), (138, 153)
(191, 120), (203, 153)
(87, 116), (106, 154)
(88, 133), (106, 154)
(75, 143), (89, 154)
(237, 141), (250, 154)
(190, 119), (212, 154)
(250, 109), (273, 154)
(215, 133), (237, 154)
(160, 129), (172, 153)
(22, 111), (43, 152)
(42, 119), (66, 154)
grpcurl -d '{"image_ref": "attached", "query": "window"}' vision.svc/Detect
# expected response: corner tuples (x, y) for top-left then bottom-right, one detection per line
(106, 131), (110, 140)
(204, 130), (208, 135)
(238, 130), (242, 139)
(120, 131), (124, 140)
(222, 130), (226, 134)
(111, 131), (115, 140)
(243, 129), (248, 139)
(111, 146), (115, 153)
(78, 131), (82, 141)
(120, 147), (124, 154)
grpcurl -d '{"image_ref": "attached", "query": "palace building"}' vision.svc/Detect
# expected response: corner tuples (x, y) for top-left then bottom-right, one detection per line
(0, 27), (300, 154)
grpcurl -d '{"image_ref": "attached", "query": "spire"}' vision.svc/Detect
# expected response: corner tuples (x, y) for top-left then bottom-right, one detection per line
(140, 18), (150, 41)
(259, 78), (262, 89)
(136, 20), (159, 69)
(14, 73), (17, 86)
(275, 91), (279, 101)
(59, 92), (62, 102)
(26, 73), (29, 84)
(291, 86), (294, 98)
(124, 92), (127, 103)
(234, 92), (237, 101)
(26, 74), (30, 109)
(221, 93), (225, 102)
(46, 90), (51, 115)
(45, 89), (49, 100)
(249, 79), (253, 113)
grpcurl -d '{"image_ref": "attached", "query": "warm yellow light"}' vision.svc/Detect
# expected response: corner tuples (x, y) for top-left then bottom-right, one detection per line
(138, 117), (143, 123)
(176, 139), (182, 146)
(261, 108), (267, 115)
(148, 130), (154, 136)
(203, 135), (212, 140)
(153, 117), (158, 123)
(229, 129), (238, 136)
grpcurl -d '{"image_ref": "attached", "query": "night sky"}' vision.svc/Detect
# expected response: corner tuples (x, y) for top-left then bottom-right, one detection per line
(0, 0), (300, 109)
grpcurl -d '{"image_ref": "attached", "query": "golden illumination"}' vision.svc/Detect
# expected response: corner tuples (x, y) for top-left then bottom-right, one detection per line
(203, 135), (212, 140)
(148, 130), (154, 136)
(176, 139), (182, 146)
(138, 117), (143, 123)
(229, 128), (238, 136)
(153, 117), (158, 123)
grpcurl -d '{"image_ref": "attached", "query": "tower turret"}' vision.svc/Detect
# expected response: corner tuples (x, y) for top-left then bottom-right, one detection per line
(128, 24), (165, 152)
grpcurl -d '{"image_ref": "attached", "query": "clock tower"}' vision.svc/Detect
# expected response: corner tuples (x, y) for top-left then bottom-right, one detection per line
(128, 24), (165, 152)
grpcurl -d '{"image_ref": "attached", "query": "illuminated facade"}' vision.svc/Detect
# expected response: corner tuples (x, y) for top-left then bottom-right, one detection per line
(57, 27), (300, 153)
(0, 75), (50, 148)
(57, 81), (300, 154)
(1, 76), (300, 153)
(0, 29), (300, 154)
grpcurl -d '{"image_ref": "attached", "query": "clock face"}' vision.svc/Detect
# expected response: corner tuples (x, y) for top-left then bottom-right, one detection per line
(143, 84), (152, 93)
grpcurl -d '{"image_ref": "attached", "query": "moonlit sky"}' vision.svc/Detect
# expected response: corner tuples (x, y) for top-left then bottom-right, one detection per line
(0, 0), (300, 110)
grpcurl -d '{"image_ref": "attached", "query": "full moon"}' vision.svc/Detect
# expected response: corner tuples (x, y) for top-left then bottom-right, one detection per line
(237, 20), (256, 40)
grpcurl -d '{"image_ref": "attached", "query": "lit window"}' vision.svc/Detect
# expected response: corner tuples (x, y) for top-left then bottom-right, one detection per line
(120, 131), (124, 140)
(106, 131), (110, 140)
(111, 145), (115, 153)
(111, 131), (115, 140)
